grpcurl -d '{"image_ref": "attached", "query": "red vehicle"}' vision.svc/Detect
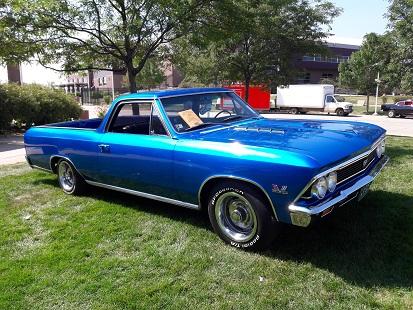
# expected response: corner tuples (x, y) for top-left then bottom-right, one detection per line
(225, 85), (271, 111)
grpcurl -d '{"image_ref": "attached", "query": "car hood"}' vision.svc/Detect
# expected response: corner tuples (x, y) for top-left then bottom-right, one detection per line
(185, 118), (386, 168)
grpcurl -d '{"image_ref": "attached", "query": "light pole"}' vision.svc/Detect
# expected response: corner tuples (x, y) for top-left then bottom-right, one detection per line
(373, 72), (381, 116)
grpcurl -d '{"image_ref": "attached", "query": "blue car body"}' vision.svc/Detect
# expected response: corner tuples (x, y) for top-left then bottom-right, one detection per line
(24, 88), (388, 227)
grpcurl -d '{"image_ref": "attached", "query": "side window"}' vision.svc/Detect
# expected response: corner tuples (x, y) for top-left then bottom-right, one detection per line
(109, 102), (167, 136)
(150, 107), (168, 136)
(326, 96), (335, 103)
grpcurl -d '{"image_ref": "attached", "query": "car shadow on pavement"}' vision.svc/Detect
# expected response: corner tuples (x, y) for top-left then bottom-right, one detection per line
(33, 176), (413, 289)
(265, 189), (413, 289)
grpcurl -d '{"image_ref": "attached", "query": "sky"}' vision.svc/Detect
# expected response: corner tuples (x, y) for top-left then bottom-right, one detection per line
(328, 0), (389, 45)
(0, 0), (390, 85)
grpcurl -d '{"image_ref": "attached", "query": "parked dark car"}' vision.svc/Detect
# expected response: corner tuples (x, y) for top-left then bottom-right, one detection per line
(381, 100), (413, 118)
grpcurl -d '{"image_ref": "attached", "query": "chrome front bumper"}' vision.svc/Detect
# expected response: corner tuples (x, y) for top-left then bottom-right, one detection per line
(288, 155), (389, 227)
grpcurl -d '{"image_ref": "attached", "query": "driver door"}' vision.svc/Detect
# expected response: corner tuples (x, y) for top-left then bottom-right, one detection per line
(95, 100), (179, 199)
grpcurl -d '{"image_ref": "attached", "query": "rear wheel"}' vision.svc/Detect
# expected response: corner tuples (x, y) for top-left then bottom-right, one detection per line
(290, 108), (299, 114)
(336, 108), (345, 116)
(57, 159), (86, 195)
(388, 110), (396, 118)
(207, 181), (278, 249)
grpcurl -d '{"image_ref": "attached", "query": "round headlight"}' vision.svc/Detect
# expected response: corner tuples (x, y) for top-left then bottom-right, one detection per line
(376, 144), (383, 158)
(311, 177), (328, 199)
(326, 171), (337, 192)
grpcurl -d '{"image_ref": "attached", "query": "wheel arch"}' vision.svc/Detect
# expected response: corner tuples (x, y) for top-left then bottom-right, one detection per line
(198, 176), (279, 221)
(49, 155), (84, 180)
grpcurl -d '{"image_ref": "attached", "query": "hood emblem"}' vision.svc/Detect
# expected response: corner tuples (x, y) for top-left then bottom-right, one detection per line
(272, 184), (288, 195)
(363, 159), (369, 168)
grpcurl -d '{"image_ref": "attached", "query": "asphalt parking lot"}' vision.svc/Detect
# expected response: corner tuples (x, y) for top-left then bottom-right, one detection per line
(0, 135), (25, 165)
(262, 113), (413, 137)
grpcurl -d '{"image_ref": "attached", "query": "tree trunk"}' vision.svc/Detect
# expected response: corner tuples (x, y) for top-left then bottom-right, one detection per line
(366, 93), (370, 113)
(244, 76), (251, 103)
(127, 63), (137, 93)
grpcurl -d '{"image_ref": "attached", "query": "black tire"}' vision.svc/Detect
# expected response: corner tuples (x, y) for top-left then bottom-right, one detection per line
(57, 159), (87, 195)
(336, 108), (345, 116)
(207, 181), (278, 250)
(400, 115), (406, 118)
(388, 110), (396, 118)
(290, 108), (299, 114)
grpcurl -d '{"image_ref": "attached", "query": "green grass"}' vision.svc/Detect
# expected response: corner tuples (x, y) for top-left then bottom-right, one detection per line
(1, 137), (413, 309)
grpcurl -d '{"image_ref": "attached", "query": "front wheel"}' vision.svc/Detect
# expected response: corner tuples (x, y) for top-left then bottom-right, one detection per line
(290, 108), (299, 114)
(57, 159), (86, 195)
(388, 110), (396, 118)
(336, 108), (345, 116)
(400, 115), (406, 118)
(207, 181), (278, 249)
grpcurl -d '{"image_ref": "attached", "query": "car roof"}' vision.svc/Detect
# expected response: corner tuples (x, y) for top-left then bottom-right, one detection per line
(114, 87), (232, 103)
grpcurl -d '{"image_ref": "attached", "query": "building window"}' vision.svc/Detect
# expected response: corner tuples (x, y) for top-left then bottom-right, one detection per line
(321, 73), (334, 79)
(296, 73), (311, 84)
(302, 55), (350, 63)
(102, 76), (107, 85)
(98, 77), (102, 86)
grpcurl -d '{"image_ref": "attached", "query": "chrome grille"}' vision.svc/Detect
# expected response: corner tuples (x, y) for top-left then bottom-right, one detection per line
(337, 149), (377, 184)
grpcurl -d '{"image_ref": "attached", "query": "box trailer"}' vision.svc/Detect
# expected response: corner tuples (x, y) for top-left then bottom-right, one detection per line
(276, 84), (353, 116)
(226, 85), (271, 111)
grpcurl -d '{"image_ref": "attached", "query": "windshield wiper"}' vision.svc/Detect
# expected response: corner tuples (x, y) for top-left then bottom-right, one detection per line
(184, 122), (222, 132)
(222, 115), (262, 122)
(221, 115), (246, 122)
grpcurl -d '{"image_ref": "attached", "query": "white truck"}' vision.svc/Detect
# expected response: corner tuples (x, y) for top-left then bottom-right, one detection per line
(274, 84), (353, 116)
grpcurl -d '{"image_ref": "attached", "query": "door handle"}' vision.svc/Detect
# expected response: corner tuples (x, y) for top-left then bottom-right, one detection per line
(98, 144), (110, 153)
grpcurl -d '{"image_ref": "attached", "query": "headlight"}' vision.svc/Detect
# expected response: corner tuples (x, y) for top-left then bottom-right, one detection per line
(311, 177), (328, 199)
(376, 140), (385, 158)
(344, 105), (350, 109)
(326, 171), (337, 192)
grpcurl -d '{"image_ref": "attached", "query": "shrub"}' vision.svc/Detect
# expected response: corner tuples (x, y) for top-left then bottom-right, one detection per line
(0, 83), (82, 130)
(393, 95), (412, 103)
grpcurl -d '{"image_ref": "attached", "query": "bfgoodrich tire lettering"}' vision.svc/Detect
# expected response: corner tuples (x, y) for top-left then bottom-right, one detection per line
(207, 181), (278, 249)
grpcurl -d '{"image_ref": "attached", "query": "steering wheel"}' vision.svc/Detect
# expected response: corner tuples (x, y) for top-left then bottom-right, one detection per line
(215, 110), (232, 118)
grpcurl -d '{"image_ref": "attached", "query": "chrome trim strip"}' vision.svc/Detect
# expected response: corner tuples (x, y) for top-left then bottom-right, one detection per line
(158, 90), (233, 99)
(198, 175), (279, 221)
(86, 180), (200, 210)
(288, 155), (389, 218)
(49, 155), (84, 177)
(291, 135), (386, 204)
(30, 164), (53, 173)
(35, 125), (97, 131)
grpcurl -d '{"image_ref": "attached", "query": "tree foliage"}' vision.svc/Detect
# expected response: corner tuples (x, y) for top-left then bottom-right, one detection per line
(387, 0), (413, 93)
(173, 0), (341, 101)
(339, 33), (394, 110)
(0, 0), (212, 92)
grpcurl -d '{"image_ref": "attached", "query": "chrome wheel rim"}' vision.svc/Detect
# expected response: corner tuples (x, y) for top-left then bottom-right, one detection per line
(58, 161), (75, 192)
(215, 192), (257, 242)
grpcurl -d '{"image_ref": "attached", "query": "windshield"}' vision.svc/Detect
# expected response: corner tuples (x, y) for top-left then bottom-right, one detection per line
(334, 95), (345, 102)
(159, 92), (260, 132)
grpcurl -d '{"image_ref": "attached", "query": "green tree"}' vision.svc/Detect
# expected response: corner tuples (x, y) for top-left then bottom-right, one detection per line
(173, 0), (340, 102)
(339, 33), (393, 111)
(1, 0), (212, 92)
(387, 0), (413, 93)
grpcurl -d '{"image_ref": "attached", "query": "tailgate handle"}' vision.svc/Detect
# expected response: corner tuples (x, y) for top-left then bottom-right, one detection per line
(98, 144), (110, 153)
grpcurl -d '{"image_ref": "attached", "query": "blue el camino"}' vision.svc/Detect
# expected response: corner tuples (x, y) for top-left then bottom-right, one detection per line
(24, 88), (388, 249)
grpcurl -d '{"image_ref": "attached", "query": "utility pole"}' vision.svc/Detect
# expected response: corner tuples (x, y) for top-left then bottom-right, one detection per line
(373, 72), (381, 116)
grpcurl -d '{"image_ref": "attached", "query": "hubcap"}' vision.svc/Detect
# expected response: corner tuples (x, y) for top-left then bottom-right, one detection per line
(58, 161), (75, 192)
(215, 192), (257, 242)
